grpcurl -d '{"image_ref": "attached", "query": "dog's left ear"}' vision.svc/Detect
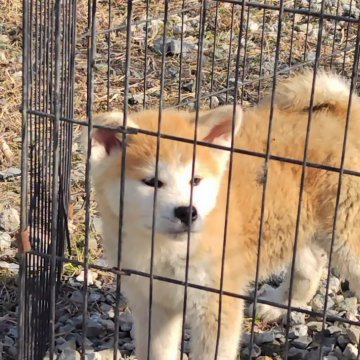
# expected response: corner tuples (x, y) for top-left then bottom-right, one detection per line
(196, 105), (243, 148)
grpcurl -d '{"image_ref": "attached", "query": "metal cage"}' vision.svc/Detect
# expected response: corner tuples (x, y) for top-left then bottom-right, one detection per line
(19, 0), (360, 359)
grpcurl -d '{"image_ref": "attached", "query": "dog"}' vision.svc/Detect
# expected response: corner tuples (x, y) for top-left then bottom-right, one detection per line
(84, 70), (360, 360)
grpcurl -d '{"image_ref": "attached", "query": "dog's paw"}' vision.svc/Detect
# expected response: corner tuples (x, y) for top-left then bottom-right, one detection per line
(248, 285), (286, 323)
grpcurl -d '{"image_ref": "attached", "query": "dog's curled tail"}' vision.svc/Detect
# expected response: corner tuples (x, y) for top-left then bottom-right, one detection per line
(270, 70), (358, 115)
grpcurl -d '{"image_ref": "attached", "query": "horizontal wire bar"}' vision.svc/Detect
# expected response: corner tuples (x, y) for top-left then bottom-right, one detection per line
(26, 249), (360, 327)
(213, 0), (360, 23)
(24, 109), (360, 178)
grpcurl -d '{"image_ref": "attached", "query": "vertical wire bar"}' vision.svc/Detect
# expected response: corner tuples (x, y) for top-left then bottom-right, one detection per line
(303, 0), (312, 62)
(49, 0), (62, 357)
(282, 1), (327, 358)
(18, 0), (30, 355)
(33, 0), (41, 356)
(81, 0), (97, 358)
(248, 0), (286, 356)
(106, 0), (112, 111)
(225, 5), (235, 104)
(329, 0), (342, 69)
(288, 0), (297, 68)
(341, 0), (354, 75)
(240, 7), (250, 105)
(113, 2), (133, 359)
(147, 2), (168, 358)
(177, 0), (186, 105)
(214, 3), (246, 360)
(209, 1), (219, 108)
(179, 2), (206, 359)
(143, 0), (150, 109)
(318, 20), (360, 360)
(257, 5), (267, 100)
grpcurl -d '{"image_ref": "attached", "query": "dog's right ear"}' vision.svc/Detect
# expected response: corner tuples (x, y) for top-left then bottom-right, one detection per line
(81, 112), (138, 174)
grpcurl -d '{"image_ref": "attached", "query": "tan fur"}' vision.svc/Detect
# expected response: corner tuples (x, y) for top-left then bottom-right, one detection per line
(86, 71), (360, 359)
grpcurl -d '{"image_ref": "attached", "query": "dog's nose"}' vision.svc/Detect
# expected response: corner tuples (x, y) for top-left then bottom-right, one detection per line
(174, 206), (198, 225)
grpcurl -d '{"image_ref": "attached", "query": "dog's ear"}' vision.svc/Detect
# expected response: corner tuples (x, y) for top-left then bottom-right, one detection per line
(81, 112), (138, 179)
(196, 105), (243, 148)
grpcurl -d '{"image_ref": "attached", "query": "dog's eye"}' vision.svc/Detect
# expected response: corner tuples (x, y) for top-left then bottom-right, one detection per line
(190, 177), (202, 186)
(142, 178), (164, 188)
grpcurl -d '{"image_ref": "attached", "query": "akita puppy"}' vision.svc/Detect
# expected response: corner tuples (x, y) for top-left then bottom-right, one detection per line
(85, 71), (360, 360)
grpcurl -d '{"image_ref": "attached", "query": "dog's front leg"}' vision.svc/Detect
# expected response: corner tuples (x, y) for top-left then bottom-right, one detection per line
(130, 292), (182, 360)
(189, 291), (244, 360)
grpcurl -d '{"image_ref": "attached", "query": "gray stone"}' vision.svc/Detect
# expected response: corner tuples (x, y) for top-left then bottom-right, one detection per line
(0, 167), (21, 180)
(130, 326), (135, 340)
(0, 232), (11, 250)
(0, 261), (19, 273)
(94, 349), (122, 360)
(324, 355), (339, 360)
(337, 334), (350, 349)
(58, 349), (81, 360)
(346, 326), (360, 345)
(70, 290), (83, 304)
(325, 326), (342, 335)
(241, 344), (261, 358)
(56, 339), (77, 352)
(339, 298), (358, 313)
(308, 321), (324, 332)
(182, 82), (195, 92)
(343, 343), (358, 359)
(121, 341), (135, 351)
(87, 319), (104, 338)
(209, 96), (220, 108)
(311, 294), (334, 312)
(0, 208), (20, 232)
(287, 311), (307, 325)
(288, 346), (308, 359)
(289, 325), (309, 339)
(328, 276), (341, 295)
(76, 270), (98, 285)
(153, 37), (197, 56)
(119, 312), (133, 332)
(173, 23), (186, 35)
(292, 336), (312, 349)
(101, 319), (115, 332)
(255, 331), (275, 345)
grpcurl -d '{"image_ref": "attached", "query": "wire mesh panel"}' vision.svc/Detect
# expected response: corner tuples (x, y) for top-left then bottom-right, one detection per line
(19, 0), (360, 359)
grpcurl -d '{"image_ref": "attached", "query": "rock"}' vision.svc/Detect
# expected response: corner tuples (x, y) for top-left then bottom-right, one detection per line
(209, 96), (219, 108)
(292, 336), (312, 349)
(0, 167), (21, 180)
(287, 346), (308, 359)
(182, 82), (195, 92)
(94, 349), (122, 359)
(306, 52), (316, 62)
(76, 270), (98, 285)
(0, 232), (11, 251)
(241, 344), (261, 358)
(289, 325), (309, 339)
(325, 326), (342, 335)
(284, 310), (307, 326)
(346, 326), (360, 345)
(343, 343), (358, 359)
(311, 294), (334, 312)
(338, 298), (358, 313)
(101, 319), (115, 332)
(58, 349), (81, 360)
(56, 339), (77, 352)
(119, 311), (133, 332)
(255, 331), (275, 345)
(0, 208), (20, 232)
(328, 276), (341, 295)
(0, 261), (19, 273)
(308, 321), (324, 332)
(173, 23), (186, 35)
(88, 292), (103, 303)
(70, 290), (83, 304)
(323, 355), (338, 360)
(121, 341), (135, 351)
(87, 319), (104, 338)
(337, 334), (351, 349)
(153, 37), (197, 56)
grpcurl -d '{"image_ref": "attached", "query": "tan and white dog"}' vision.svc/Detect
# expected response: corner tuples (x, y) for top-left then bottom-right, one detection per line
(84, 71), (360, 360)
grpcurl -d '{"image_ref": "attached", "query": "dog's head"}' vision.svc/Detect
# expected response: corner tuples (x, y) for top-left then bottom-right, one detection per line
(83, 105), (242, 240)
